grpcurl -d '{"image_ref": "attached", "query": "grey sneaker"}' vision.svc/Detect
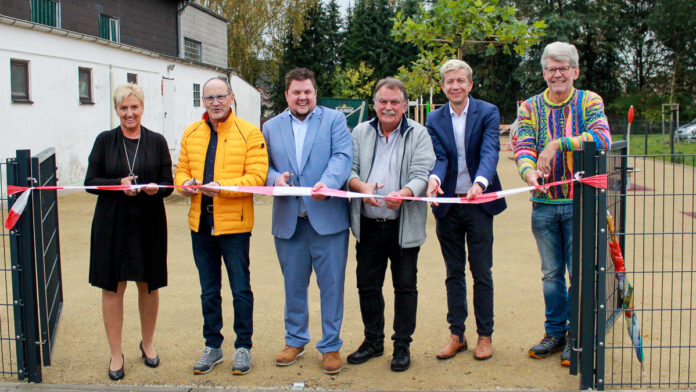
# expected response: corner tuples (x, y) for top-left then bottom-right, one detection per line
(233, 347), (252, 375)
(193, 346), (223, 374)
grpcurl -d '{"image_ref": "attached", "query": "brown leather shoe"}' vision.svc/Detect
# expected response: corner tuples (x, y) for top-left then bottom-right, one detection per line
(321, 351), (342, 374)
(275, 345), (305, 366)
(436, 334), (468, 360)
(474, 336), (493, 360)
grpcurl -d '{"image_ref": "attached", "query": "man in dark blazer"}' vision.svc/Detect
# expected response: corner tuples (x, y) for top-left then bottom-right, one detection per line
(426, 59), (506, 361)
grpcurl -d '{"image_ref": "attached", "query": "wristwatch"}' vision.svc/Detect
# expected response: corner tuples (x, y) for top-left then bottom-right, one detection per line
(474, 181), (486, 190)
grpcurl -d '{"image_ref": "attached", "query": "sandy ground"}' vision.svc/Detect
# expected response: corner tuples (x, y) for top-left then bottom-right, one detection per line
(12, 148), (695, 390)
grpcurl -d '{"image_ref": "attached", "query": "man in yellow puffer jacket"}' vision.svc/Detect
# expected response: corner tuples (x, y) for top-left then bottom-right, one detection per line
(174, 77), (268, 376)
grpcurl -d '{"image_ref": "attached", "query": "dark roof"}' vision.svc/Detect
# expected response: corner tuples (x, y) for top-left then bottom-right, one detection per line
(180, 1), (229, 23)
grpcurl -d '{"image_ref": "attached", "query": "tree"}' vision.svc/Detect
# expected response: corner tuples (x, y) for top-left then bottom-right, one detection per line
(272, 0), (344, 111)
(200, 0), (313, 86)
(343, 0), (419, 80)
(647, 0), (696, 117)
(393, 0), (546, 60)
(392, 0), (545, 113)
(514, 0), (621, 106)
(330, 62), (376, 100)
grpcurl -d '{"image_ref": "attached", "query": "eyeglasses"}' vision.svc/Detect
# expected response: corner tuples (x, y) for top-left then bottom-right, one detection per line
(544, 66), (572, 75)
(203, 94), (230, 104)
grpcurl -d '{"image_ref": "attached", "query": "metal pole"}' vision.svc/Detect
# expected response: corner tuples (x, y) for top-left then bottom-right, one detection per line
(580, 143), (598, 390)
(595, 149), (608, 391)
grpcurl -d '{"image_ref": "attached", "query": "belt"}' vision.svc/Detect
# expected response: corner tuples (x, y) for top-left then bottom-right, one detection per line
(455, 193), (468, 198)
(363, 216), (397, 223)
(205, 205), (213, 214)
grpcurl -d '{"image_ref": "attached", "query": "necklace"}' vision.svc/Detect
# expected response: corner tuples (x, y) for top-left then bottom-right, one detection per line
(123, 135), (141, 184)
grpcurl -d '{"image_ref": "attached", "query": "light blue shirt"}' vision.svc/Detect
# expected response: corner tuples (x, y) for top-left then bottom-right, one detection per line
(290, 110), (315, 217)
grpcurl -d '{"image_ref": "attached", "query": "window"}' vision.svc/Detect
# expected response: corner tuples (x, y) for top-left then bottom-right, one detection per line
(193, 83), (200, 107)
(78, 67), (93, 104)
(31, 0), (60, 28)
(10, 59), (30, 102)
(99, 14), (120, 42)
(184, 38), (202, 62)
(127, 73), (138, 84)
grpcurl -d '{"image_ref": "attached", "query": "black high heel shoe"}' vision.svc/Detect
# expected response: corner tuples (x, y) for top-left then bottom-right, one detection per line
(140, 341), (160, 368)
(108, 354), (124, 380)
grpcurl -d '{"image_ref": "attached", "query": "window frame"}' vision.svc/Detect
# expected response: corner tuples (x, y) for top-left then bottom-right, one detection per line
(30, 0), (61, 28)
(99, 13), (120, 43)
(193, 83), (201, 107)
(78, 67), (94, 104)
(184, 37), (202, 62)
(10, 59), (31, 103)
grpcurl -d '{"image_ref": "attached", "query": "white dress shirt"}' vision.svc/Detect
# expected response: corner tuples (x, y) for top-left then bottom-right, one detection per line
(430, 99), (489, 193)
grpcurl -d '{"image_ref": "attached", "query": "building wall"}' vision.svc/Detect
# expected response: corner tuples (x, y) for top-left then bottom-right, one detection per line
(179, 4), (227, 68)
(0, 0), (179, 56)
(0, 0), (30, 20)
(0, 22), (260, 186)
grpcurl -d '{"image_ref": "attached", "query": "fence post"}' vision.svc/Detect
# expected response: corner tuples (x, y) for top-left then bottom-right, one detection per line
(579, 143), (598, 390)
(7, 150), (42, 382)
(570, 149), (583, 376)
(595, 149), (608, 391)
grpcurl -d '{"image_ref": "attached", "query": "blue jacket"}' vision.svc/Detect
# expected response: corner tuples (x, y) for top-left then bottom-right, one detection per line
(262, 106), (353, 239)
(426, 97), (507, 218)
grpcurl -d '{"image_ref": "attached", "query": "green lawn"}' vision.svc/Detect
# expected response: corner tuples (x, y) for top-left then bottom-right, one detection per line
(612, 134), (696, 165)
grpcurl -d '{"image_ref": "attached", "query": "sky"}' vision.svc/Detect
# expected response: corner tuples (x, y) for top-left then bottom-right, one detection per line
(335, 0), (352, 16)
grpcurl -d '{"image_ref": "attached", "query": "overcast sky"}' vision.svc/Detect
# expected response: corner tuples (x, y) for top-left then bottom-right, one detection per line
(335, 0), (352, 16)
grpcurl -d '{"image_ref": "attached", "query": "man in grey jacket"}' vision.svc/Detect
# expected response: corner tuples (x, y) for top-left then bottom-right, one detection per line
(346, 77), (435, 372)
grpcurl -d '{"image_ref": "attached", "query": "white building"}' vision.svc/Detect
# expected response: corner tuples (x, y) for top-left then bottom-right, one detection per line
(0, 8), (260, 187)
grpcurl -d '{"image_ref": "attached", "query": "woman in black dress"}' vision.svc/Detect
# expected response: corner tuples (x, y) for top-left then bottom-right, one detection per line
(85, 83), (173, 380)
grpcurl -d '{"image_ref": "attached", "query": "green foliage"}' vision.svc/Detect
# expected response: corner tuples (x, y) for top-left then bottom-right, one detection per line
(646, 0), (696, 118)
(201, 0), (313, 86)
(514, 0), (622, 105)
(613, 134), (696, 166)
(343, 0), (419, 80)
(396, 55), (440, 100)
(392, 0), (547, 60)
(329, 62), (376, 100)
(392, 0), (546, 110)
(272, 0), (343, 111)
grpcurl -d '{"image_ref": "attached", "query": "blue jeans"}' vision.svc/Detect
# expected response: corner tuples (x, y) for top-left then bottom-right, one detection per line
(531, 203), (573, 337)
(191, 225), (253, 350)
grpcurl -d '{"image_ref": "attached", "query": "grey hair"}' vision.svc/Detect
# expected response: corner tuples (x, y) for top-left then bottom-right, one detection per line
(113, 82), (144, 107)
(439, 59), (473, 82)
(203, 76), (233, 94)
(541, 42), (579, 69)
(373, 77), (408, 104)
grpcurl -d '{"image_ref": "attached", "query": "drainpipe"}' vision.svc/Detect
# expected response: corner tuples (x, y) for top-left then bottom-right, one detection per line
(109, 64), (114, 127)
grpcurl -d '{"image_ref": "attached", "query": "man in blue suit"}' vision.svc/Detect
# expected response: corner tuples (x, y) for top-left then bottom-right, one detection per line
(426, 59), (506, 361)
(262, 68), (353, 374)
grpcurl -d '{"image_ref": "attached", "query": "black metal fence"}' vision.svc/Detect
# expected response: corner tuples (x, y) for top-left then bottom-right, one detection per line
(0, 149), (64, 383)
(30, 149), (64, 366)
(0, 160), (20, 380)
(572, 142), (696, 389)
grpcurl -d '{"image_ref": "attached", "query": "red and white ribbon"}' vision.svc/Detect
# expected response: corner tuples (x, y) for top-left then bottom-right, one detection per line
(4, 188), (31, 230)
(4, 174), (607, 231)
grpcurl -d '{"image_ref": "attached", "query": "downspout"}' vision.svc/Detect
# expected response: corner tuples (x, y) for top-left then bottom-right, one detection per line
(109, 64), (114, 127)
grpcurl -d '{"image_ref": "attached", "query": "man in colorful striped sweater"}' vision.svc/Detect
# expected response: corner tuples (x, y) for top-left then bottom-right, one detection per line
(514, 41), (612, 367)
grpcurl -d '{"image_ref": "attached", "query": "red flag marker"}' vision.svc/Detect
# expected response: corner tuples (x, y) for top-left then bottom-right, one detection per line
(4, 189), (31, 230)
